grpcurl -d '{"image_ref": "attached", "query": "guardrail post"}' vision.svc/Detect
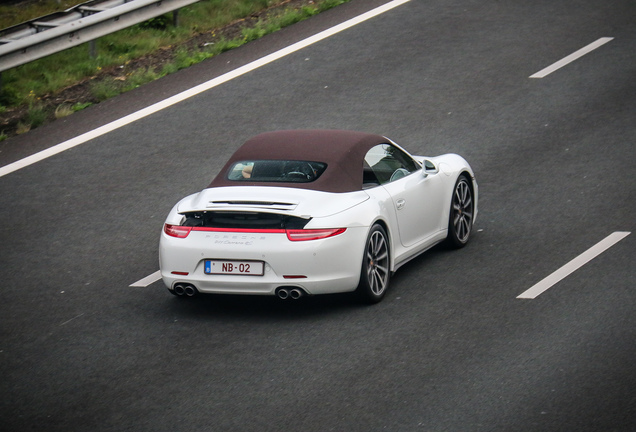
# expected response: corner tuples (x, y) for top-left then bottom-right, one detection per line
(89, 40), (97, 58)
(173, 10), (179, 27)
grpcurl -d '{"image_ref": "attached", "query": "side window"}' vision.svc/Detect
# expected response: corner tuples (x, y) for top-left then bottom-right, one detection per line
(363, 144), (420, 185)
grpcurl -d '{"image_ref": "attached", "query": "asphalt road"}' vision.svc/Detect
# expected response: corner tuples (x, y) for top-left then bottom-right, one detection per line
(1, 0), (635, 431)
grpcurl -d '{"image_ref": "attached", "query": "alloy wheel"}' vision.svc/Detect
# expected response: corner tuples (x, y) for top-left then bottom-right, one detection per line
(365, 229), (389, 296)
(451, 177), (473, 244)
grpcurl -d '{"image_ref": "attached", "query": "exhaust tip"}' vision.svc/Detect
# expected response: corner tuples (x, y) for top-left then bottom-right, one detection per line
(277, 287), (305, 300)
(173, 283), (197, 297)
(184, 285), (197, 297)
(174, 284), (186, 296)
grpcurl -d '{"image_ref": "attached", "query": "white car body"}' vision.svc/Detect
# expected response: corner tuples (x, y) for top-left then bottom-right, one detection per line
(159, 130), (477, 302)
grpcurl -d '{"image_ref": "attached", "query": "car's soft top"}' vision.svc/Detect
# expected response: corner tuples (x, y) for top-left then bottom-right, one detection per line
(208, 130), (389, 193)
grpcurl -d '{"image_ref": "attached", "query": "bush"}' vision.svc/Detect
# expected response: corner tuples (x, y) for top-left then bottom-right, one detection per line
(137, 14), (172, 30)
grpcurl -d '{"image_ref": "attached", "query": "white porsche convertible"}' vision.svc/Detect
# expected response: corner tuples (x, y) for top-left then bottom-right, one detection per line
(160, 130), (477, 303)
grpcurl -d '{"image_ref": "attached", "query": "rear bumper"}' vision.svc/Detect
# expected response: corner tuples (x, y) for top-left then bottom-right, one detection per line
(159, 226), (368, 296)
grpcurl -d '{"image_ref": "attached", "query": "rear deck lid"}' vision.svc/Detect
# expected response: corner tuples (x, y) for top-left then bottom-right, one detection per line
(177, 186), (369, 218)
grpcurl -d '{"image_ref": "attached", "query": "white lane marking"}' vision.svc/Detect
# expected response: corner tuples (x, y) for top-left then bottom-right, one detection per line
(130, 270), (161, 287)
(517, 231), (631, 299)
(529, 37), (614, 78)
(0, 0), (412, 179)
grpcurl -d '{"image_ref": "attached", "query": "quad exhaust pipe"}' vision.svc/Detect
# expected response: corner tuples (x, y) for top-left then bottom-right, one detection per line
(173, 284), (303, 299)
(173, 283), (198, 297)
(276, 288), (305, 300)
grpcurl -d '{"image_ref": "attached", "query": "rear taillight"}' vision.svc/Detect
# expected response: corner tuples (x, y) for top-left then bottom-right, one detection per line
(164, 224), (192, 238)
(286, 228), (346, 241)
(164, 224), (345, 241)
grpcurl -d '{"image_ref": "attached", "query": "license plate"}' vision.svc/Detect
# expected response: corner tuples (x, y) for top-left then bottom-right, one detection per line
(204, 260), (264, 276)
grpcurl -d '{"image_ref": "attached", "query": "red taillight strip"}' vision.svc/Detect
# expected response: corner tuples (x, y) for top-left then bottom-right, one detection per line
(164, 224), (286, 238)
(190, 227), (286, 234)
(164, 224), (346, 241)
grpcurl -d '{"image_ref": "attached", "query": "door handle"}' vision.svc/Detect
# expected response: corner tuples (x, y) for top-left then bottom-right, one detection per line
(396, 199), (406, 210)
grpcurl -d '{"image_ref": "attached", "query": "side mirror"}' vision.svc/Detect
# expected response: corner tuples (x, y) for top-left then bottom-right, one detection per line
(423, 159), (439, 177)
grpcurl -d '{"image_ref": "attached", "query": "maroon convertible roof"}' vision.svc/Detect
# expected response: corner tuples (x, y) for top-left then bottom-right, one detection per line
(208, 130), (389, 193)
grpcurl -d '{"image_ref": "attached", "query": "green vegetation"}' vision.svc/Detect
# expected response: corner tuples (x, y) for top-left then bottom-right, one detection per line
(0, 1), (87, 29)
(0, 0), (349, 135)
(72, 102), (93, 112)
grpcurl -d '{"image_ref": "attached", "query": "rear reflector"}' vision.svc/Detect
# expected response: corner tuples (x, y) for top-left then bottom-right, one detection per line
(286, 228), (346, 241)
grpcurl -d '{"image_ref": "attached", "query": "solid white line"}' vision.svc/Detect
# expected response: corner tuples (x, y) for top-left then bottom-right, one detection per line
(130, 270), (161, 287)
(0, 0), (412, 179)
(517, 231), (631, 299)
(529, 37), (614, 78)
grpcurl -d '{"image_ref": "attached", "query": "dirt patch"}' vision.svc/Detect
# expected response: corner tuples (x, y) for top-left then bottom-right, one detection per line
(0, 0), (327, 139)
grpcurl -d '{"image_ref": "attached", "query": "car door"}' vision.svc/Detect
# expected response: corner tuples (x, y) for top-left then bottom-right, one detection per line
(364, 144), (445, 248)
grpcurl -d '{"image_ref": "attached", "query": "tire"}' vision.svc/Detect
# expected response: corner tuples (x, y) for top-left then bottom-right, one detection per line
(446, 175), (474, 248)
(357, 224), (390, 303)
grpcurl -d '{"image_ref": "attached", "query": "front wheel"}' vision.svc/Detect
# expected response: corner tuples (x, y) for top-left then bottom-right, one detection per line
(446, 175), (474, 248)
(356, 224), (390, 304)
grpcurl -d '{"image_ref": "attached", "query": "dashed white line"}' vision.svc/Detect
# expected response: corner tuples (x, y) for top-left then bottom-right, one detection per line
(517, 231), (630, 299)
(130, 270), (161, 287)
(0, 0), (412, 179)
(529, 37), (614, 78)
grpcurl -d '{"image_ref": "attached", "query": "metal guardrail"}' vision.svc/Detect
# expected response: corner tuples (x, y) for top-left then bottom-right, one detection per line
(0, 0), (200, 73)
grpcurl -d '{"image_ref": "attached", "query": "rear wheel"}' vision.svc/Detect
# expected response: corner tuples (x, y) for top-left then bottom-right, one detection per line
(357, 224), (390, 303)
(447, 175), (474, 248)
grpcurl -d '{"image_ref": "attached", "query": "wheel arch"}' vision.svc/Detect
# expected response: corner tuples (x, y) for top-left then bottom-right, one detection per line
(440, 168), (478, 226)
(458, 169), (478, 225)
(457, 170), (474, 197)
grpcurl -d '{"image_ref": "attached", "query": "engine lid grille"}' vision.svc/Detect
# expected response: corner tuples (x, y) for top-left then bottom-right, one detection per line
(206, 200), (298, 211)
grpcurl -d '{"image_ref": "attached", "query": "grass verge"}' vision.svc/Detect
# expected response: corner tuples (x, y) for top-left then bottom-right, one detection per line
(0, 0), (349, 141)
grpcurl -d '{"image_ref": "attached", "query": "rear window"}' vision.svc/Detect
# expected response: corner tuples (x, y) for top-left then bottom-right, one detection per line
(227, 160), (327, 183)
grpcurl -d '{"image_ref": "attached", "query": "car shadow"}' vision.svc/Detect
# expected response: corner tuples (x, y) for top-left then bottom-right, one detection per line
(161, 289), (368, 321)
